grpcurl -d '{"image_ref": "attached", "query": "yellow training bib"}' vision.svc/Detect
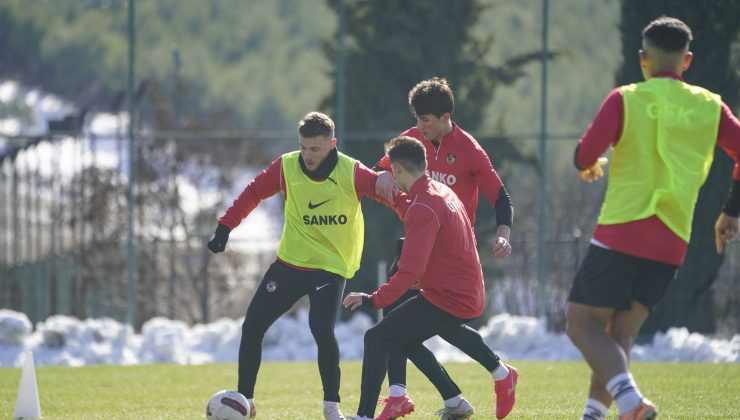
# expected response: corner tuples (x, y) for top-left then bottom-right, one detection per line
(598, 78), (721, 242)
(277, 151), (364, 278)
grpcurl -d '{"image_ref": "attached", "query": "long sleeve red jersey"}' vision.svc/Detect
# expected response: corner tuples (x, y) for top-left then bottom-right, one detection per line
(577, 73), (740, 265)
(376, 123), (505, 225)
(370, 176), (485, 319)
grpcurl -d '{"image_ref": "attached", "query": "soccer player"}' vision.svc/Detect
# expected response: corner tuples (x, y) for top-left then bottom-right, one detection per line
(566, 16), (740, 420)
(207, 112), (392, 420)
(344, 136), (490, 419)
(373, 77), (518, 419)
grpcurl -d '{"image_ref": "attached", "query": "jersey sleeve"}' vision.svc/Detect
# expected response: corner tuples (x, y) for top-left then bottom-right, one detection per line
(576, 88), (624, 169)
(470, 141), (505, 206)
(218, 157), (283, 229)
(374, 155), (392, 172)
(354, 161), (397, 208)
(717, 102), (740, 181)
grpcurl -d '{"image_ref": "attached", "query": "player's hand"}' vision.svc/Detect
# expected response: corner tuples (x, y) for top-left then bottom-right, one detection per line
(375, 171), (398, 202)
(492, 236), (512, 259)
(714, 212), (739, 254)
(342, 292), (369, 311)
(579, 157), (609, 183)
(207, 224), (231, 254)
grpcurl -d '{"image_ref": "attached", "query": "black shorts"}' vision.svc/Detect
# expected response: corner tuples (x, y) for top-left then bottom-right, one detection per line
(568, 245), (677, 311)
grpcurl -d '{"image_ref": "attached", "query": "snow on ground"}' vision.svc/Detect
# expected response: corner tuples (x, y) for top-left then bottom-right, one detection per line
(0, 309), (737, 368)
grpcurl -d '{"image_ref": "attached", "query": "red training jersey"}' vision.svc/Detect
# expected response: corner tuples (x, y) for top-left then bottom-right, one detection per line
(577, 73), (740, 266)
(370, 176), (485, 319)
(376, 123), (505, 225)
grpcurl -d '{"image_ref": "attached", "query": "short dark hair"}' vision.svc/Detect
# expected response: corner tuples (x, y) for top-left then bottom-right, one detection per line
(408, 77), (455, 118)
(385, 136), (427, 173)
(642, 16), (693, 52)
(298, 112), (335, 138)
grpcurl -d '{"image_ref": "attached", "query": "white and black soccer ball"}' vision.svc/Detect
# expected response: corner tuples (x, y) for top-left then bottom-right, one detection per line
(206, 390), (250, 420)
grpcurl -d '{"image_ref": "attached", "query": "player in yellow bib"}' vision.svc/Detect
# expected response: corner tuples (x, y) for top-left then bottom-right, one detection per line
(566, 17), (740, 420)
(207, 112), (392, 419)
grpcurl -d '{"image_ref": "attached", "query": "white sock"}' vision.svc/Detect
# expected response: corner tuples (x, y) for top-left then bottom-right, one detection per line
(389, 384), (407, 397)
(581, 398), (608, 420)
(444, 394), (462, 407)
(606, 372), (643, 415)
(247, 398), (254, 408)
(354, 417), (372, 420)
(491, 363), (510, 381)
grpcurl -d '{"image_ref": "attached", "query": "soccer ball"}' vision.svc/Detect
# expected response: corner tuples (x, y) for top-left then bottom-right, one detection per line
(206, 390), (250, 420)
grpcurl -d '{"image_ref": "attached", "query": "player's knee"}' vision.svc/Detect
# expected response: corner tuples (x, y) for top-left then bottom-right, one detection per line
(309, 323), (335, 341)
(364, 326), (380, 344)
(241, 317), (266, 339)
(364, 326), (391, 352)
(608, 329), (636, 351)
(565, 316), (586, 343)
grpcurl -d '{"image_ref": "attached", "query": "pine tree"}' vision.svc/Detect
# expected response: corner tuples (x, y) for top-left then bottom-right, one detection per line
(322, 0), (548, 316)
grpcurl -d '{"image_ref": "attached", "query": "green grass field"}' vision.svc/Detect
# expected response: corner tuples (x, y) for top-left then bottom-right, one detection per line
(1, 361), (738, 419)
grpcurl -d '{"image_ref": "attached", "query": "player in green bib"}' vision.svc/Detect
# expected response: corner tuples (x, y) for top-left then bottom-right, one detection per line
(207, 112), (392, 419)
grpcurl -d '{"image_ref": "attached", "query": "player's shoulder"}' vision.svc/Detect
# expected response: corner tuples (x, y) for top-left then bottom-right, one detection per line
(399, 127), (424, 139)
(451, 124), (481, 148)
(419, 180), (456, 207)
(450, 124), (489, 159)
(407, 193), (443, 226)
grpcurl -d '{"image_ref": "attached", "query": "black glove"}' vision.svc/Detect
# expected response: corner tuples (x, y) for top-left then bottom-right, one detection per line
(207, 224), (231, 254)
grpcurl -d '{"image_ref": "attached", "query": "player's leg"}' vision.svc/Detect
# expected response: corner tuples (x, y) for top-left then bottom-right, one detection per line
(585, 305), (649, 412)
(584, 258), (675, 419)
(566, 302), (636, 408)
(307, 271), (346, 407)
(376, 290), (420, 419)
(404, 339), (475, 419)
(383, 289), (419, 388)
(438, 324), (500, 371)
(237, 262), (310, 401)
(396, 297), (475, 417)
(438, 325), (518, 419)
(567, 246), (666, 419)
(381, 238), (418, 405)
(356, 295), (463, 419)
(566, 245), (632, 418)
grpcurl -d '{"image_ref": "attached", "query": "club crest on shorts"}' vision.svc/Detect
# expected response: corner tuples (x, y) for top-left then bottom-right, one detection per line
(446, 153), (456, 165)
(266, 280), (278, 293)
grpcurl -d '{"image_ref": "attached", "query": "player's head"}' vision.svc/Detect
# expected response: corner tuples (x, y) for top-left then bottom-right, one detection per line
(639, 16), (693, 79)
(298, 112), (337, 171)
(408, 77), (454, 142)
(385, 136), (427, 192)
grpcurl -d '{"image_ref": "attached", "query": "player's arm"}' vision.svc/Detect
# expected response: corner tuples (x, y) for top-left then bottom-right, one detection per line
(354, 161), (393, 205)
(372, 154), (392, 172)
(207, 157), (283, 253)
(714, 102), (740, 254)
(356, 160), (412, 219)
(575, 88), (624, 181)
(472, 144), (514, 258)
(343, 204), (437, 310)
